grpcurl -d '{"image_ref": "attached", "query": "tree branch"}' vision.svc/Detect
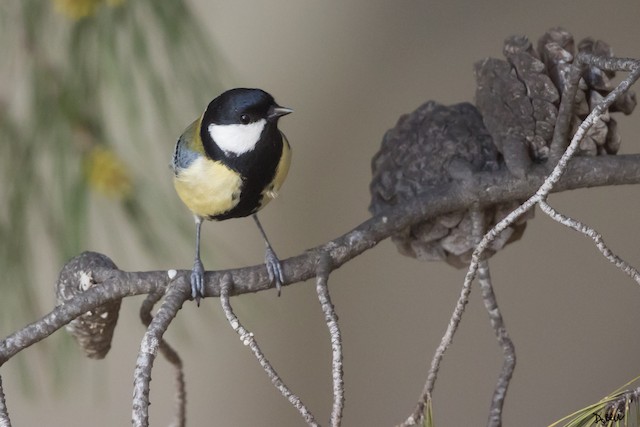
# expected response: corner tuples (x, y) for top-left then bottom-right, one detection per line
(477, 261), (515, 427)
(470, 208), (516, 427)
(315, 251), (344, 427)
(139, 290), (187, 427)
(0, 375), (10, 427)
(1, 155), (640, 370)
(539, 201), (640, 285)
(197, 155), (640, 298)
(219, 275), (319, 426)
(132, 280), (189, 427)
(0, 267), (168, 365)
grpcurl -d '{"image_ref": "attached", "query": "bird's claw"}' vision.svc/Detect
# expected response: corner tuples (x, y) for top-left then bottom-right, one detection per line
(191, 258), (205, 305)
(264, 247), (284, 296)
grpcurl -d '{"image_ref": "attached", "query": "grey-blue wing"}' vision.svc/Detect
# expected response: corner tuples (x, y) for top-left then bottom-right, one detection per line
(171, 119), (200, 174)
(172, 136), (200, 174)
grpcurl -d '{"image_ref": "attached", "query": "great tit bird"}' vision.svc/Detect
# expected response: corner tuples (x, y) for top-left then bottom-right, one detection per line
(171, 88), (292, 303)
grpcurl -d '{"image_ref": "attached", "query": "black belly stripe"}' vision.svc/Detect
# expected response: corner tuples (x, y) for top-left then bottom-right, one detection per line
(203, 124), (283, 221)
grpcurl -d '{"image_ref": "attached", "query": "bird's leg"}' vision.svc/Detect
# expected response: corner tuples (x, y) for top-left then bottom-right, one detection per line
(252, 214), (284, 296)
(191, 216), (205, 305)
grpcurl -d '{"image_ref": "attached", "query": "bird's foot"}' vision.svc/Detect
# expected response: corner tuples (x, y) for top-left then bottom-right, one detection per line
(264, 247), (284, 296)
(191, 258), (205, 305)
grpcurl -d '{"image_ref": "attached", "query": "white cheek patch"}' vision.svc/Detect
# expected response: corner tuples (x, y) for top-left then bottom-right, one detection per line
(208, 119), (266, 155)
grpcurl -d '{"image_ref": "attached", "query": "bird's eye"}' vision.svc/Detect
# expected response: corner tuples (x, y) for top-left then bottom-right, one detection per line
(240, 114), (251, 124)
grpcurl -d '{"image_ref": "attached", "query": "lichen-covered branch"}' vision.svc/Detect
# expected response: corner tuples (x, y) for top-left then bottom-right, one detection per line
(219, 276), (319, 426)
(315, 251), (344, 427)
(477, 261), (516, 427)
(539, 201), (640, 285)
(139, 291), (187, 427)
(0, 268), (166, 365)
(132, 281), (189, 427)
(470, 208), (516, 427)
(0, 375), (10, 427)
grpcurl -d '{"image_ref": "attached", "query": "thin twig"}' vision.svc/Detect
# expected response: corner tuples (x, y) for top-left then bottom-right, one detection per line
(0, 375), (11, 427)
(315, 251), (344, 427)
(477, 262), (515, 427)
(139, 290), (187, 427)
(578, 53), (640, 72)
(471, 208), (516, 427)
(219, 275), (319, 426)
(539, 201), (640, 285)
(132, 281), (189, 427)
(397, 262), (475, 427)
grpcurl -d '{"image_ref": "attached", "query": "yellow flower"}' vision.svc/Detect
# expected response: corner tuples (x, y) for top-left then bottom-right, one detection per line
(52, 0), (125, 20)
(85, 145), (133, 199)
(53, 0), (100, 19)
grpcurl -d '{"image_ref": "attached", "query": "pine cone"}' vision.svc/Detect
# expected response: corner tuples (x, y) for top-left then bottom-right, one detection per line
(475, 27), (636, 174)
(55, 252), (122, 359)
(369, 101), (529, 268)
(369, 28), (635, 267)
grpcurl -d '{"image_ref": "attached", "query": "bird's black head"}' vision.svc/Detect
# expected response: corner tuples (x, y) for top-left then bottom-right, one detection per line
(203, 88), (291, 126)
(200, 88), (292, 159)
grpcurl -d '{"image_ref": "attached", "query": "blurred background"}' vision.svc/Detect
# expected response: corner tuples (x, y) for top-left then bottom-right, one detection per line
(1, 0), (640, 426)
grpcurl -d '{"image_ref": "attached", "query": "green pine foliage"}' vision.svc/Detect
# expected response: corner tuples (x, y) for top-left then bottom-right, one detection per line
(0, 0), (227, 324)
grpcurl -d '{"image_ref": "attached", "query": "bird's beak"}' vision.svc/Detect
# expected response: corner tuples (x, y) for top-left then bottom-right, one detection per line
(268, 105), (293, 120)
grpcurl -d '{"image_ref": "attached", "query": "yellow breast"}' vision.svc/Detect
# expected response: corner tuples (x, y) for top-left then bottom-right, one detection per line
(173, 157), (243, 219)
